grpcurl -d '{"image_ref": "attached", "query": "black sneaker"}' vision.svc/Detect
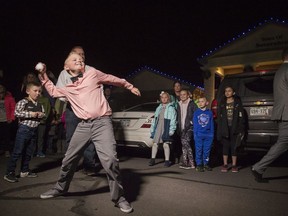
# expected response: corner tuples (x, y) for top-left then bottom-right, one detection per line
(4, 172), (18, 183)
(164, 160), (172, 167)
(251, 167), (268, 183)
(204, 165), (212, 171)
(196, 166), (204, 172)
(148, 159), (155, 166)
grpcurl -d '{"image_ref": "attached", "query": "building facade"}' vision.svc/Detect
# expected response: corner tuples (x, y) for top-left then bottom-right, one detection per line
(198, 18), (288, 104)
(112, 66), (204, 109)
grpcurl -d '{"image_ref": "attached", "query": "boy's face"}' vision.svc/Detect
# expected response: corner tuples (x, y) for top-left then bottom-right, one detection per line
(198, 98), (208, 109)
(26, 85), (42, 101)
(180, 90), (189, 102)
(64, 53), (85, 73)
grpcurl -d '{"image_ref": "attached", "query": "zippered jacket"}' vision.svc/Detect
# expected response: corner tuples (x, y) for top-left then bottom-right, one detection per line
(150, 103), (177, 142)
(216, 96), (245, 141)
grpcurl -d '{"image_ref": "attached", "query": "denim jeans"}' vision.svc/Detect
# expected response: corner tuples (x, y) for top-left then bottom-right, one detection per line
(83, 142), (97, 169)
(6, 124), (38, 174)
(37, 123), (47, 155)
(64, 105), (81, 151)
(65, 105), (96, 168)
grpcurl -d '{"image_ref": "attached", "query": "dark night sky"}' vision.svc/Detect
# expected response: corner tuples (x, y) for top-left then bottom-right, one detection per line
(1, 0), (288, 89)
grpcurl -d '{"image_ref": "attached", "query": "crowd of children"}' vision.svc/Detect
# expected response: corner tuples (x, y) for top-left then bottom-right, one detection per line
(1, 69), (245, 186)
(149, 85), (245, 173)
(1, 67), (245, 183)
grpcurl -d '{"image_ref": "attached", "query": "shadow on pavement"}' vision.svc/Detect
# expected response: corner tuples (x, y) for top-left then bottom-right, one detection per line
(32, 157), (63, 173)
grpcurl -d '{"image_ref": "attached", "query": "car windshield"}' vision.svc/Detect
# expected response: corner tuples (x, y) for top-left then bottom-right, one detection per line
(219, 74), (274, 98)
(125, 103), (159, 112)
(243, 76), (274, 95)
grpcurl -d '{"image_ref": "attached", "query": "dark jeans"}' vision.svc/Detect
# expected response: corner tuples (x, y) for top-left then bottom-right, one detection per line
(6, 124), (37, 174)
(65, 105), (81, 151)
(83, 142), (99, 169)
(65, 105), (97, 168)
(0, 122), (12, 152)
(37, 123), (47, 154)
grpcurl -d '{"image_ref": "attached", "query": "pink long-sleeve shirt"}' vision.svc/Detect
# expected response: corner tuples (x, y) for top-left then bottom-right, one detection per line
(41, 67), (133, 120)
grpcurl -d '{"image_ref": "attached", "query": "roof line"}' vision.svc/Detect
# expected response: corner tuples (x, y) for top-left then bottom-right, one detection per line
(126, 65), (204, 90)
(197, 17), (288, 61)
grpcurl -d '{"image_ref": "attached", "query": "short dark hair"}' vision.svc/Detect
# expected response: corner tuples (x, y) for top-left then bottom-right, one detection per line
(26, 81), (41, 90)
(173, 81), (182, 87)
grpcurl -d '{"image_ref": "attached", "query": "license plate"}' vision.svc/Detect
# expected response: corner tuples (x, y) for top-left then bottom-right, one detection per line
(120, 119), (130, 127)
(250, 107), (270, 116)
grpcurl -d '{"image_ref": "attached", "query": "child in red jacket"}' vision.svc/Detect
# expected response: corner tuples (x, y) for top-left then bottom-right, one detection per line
(0, 84), (16, 157)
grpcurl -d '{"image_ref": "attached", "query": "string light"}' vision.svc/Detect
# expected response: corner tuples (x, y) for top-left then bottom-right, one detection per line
(126, 65), (204, 90)
(197, 17), (288, 61)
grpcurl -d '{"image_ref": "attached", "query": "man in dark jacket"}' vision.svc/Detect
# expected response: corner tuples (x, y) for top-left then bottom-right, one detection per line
(252, 48), (288, 182)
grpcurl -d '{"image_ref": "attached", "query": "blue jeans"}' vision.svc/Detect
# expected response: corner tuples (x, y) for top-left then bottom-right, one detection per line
(65, 105), (97, 168)
(6, 124), (37, 174)
(83, 142), (97, 169)
(64, 105), (81, 151)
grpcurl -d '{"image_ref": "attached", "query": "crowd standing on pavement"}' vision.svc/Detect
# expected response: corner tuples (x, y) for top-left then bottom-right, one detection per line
(1, 46), (287, 213)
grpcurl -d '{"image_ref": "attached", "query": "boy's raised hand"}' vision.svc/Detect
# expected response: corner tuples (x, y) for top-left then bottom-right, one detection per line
(35, 62), (49, 81)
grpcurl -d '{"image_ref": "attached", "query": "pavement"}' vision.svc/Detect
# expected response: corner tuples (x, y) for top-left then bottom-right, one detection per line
(0, 149), (288, 216)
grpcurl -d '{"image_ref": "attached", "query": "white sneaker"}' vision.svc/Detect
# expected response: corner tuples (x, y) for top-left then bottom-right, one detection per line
(115, 200), (133, 213)
(40, 189), (66, 199)
(20, 171), (38, 178)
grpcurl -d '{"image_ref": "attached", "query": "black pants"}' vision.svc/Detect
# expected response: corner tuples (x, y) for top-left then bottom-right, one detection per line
(221, 126), (238, 156)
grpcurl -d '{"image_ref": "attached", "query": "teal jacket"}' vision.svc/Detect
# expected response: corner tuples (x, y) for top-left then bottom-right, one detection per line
(150, 103), (177, 142)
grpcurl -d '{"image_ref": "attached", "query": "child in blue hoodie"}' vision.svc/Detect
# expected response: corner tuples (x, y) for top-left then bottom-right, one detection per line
(193, 97), (214, 172)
